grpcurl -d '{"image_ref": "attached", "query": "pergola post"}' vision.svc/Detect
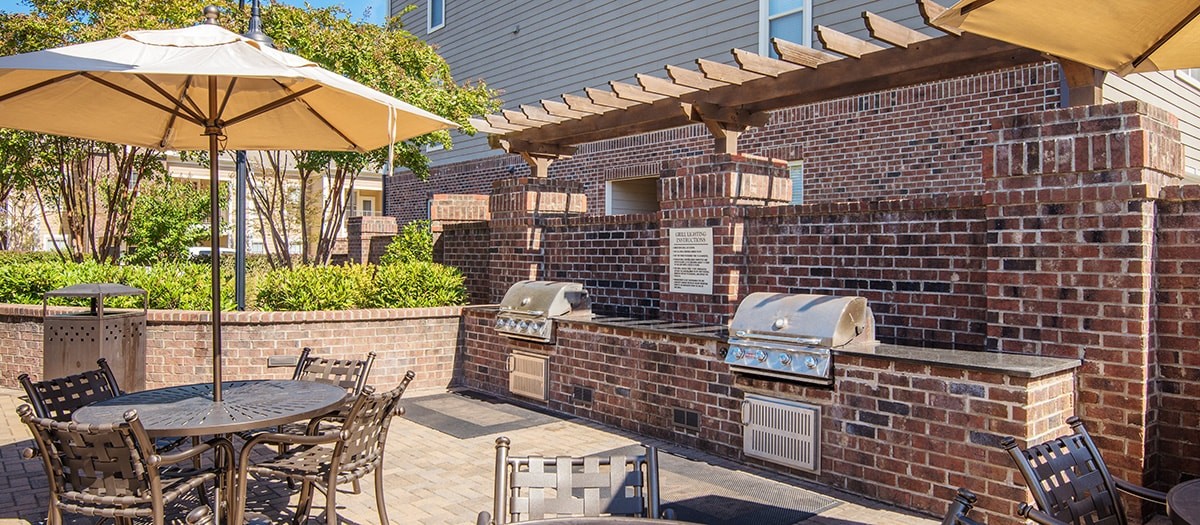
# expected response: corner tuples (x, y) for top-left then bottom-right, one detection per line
(1059, 59), (1107, 107)
(520, 152), (555, 178)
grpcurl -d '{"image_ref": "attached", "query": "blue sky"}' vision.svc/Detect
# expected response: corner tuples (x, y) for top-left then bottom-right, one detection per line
(0, 0), (388, 26)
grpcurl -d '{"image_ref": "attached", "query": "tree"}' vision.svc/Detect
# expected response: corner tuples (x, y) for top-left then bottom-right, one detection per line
(0, 0), (239, 262)
(237, 3), (498, 267)
(124, 178), (211, 265)
(0, 129), (46, 250)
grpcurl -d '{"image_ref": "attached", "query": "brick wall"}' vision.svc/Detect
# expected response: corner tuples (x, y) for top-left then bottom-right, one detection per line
(345, 215), (398, 264)
(0, 305), (463, 393)
(385, 63), (1060, 221)
(458, 307), (1076, 523)
(540, 213), (662, 318)
(1151, 184), (1200, 486)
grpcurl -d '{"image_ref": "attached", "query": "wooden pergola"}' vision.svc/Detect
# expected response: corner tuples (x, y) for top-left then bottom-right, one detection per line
(469, 0), (1105, 177)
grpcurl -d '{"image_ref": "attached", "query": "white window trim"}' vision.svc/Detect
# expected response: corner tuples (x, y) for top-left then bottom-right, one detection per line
(788, 160), (804, 204)
(759, 0), (812, 57)
(1176, 69), (1200, 91)
(427, 0), (445, 33)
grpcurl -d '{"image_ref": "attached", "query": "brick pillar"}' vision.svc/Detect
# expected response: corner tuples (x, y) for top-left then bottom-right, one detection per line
(488, 177), (586, 302)
(345, 215), (398, 264)
(983, 101), (1184, 486)
(658, 153), (791, 325)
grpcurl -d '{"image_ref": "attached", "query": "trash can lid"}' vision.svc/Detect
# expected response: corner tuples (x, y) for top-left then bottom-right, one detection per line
(43, 283), (146, 299)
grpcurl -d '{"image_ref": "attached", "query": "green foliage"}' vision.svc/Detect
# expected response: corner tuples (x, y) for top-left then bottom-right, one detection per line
(124, 178), (210, 265)
(254, 263), (374, 311)
(0, 259), (235, 310)
(0, 250), (62, 264)
(369, 261), (466, 309)
(380, 220), (433, 265)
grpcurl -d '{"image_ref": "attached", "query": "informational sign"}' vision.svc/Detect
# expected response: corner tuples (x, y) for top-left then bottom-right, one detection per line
(669, 227), (713, 295)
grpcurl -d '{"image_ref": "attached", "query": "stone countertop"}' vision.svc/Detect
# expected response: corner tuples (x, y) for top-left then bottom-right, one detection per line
(836, 343), (1081, 378)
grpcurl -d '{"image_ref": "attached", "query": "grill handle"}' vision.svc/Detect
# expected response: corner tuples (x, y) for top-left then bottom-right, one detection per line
(498, 306), (546, 316)
(741, 400), (751, 425)
(734, 331), (823, 346)
(505, 355), (514, 372)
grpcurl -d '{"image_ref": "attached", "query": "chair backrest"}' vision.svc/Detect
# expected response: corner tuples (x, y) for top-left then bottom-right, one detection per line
(332, 370), (415, 474)
(941, 488), (984, 525)
(292, 347), (376, 396)
(1002, 417), (1126, 525)
(18, 403), (163, 519)
(19, 358), (123, 421)
(490, 437), (663, 523)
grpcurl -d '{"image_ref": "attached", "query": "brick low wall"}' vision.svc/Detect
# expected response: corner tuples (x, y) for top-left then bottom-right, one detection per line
(0, 305), (464, 393)
(457, 307), (1078, 524)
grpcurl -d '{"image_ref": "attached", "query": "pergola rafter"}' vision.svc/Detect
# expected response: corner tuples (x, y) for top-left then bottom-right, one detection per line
(473, 0), (1085, 176)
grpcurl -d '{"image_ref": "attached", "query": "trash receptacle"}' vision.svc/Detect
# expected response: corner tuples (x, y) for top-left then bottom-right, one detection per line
(42, 283), (147, 391)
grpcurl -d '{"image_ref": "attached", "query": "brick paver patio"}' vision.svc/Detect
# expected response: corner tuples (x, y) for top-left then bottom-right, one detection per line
(0, 386), (940, 525)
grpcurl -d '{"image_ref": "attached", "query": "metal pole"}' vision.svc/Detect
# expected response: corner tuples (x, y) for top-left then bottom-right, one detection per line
(236, 0), (273, 310)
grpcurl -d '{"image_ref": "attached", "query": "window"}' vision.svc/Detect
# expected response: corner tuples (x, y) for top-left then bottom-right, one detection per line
(606, 177), (659, 215)
(1177, 68), (1200, 90)
(788, 160), (804, 204)
(359, 198), (375, 217)
(759, 0), (811, 59)
(427, 0), (445, 33)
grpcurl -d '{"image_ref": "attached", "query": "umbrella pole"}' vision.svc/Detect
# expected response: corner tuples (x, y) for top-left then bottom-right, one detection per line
(208, 78), (223, 404)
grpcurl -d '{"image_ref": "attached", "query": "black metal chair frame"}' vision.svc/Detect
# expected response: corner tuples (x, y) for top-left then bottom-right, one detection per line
(18, 404), (233, 525)
(477, 437), (675, 525)
(1002, 416), (1168, 525)
(941, 487), (984, 525)
(19, 358), (122, 422)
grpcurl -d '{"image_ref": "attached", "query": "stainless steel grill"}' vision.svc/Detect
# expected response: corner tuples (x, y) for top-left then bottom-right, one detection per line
(725, 293), (877, 385)
(495, 280), (591, 343)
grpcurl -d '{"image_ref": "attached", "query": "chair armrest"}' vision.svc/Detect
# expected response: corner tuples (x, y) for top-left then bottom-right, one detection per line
(244, 430), (341, 451)
(475, 511), (492, 525)
(1018, 503), (1070, 525)
(156, 436), (232, 467)
(1114, 478), (1167, 505)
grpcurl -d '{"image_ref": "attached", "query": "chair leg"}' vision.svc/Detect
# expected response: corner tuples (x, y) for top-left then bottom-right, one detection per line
(374, 466), (389, 525)
(294, 480), (315, 525)
(324, 476), (338, 525)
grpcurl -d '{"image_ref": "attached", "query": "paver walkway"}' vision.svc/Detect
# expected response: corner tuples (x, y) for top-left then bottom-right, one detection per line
(0, 387), (939, 525)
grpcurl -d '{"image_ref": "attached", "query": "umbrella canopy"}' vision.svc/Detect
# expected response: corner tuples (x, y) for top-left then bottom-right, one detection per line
(933, 0), (1200, 75)
(0, 23), (457, 401)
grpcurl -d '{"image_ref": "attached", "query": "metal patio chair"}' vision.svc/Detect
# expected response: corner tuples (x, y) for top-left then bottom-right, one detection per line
(19, 358), (122, 422)
(1002, 416), (1168, 525)
(941, 487), (984, 525)
(276, 347), (376, 434)
(1019, 503), (1071, 525)
(231, 371), (415, 525)
(18, 404), (233, 525)
(477, 437), (676, 525)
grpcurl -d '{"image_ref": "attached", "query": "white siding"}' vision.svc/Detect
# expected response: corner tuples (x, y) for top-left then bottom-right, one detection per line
(1104, 72), (1200, 179)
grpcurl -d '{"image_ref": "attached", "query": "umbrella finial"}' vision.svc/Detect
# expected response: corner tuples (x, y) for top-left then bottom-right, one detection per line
(245, 0), (275, 48)
(202, 5), (219, 25)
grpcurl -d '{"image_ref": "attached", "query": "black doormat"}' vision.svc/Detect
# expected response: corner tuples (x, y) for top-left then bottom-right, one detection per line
(399, 391), (565, 439)
(595, 444), (841, 525)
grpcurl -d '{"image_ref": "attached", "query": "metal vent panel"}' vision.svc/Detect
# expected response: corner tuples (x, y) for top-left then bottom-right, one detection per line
(742, 394), (820, 473)
(508, 351), (548, 401)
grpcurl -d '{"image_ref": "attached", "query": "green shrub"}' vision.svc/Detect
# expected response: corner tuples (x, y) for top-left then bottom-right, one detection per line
(0, 258), (235, 311)
(254, 264), (374, 311)
(380, 220), (433, 265)
(370, 261), (467, 308)
(0, 251), (62, 264)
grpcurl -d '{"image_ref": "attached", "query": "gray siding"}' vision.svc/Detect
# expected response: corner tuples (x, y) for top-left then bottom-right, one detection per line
(1103, 72), (1200, 179)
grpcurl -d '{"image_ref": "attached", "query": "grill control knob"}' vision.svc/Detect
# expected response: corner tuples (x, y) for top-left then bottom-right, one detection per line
(495, 318), (505, 328)
(755, 350), (767, 362)
(730, 346), (744, 359)
(779, 353), (792, 366)
(805, 356), (817, 369)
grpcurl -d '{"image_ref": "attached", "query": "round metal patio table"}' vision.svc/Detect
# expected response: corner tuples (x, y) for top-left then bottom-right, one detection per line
(73, 379), (347, 437)
(1169, 478), (1200, 525)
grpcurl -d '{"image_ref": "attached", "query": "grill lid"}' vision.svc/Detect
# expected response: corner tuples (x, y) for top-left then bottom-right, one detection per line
(498, 280), (590, 318)
(729, 293), (873, 348)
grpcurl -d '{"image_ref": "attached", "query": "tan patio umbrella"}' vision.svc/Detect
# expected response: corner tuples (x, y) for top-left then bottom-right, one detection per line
(933, 0), (1200, 75)
(0, 23), (457, 401)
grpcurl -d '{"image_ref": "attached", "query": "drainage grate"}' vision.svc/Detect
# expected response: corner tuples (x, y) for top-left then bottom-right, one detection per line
(742, 394), (820, 473)
(508, 351), (548, 401)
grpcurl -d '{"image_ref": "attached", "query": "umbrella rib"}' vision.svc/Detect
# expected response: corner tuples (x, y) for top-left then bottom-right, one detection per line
(1132, 4), (1200, 69)
(217, 77), (239, 123)
(84, 73), (205, 127)
(223, 84), (321, 127)
(135, 74), (206, 125)
(0, 71), (85, 104)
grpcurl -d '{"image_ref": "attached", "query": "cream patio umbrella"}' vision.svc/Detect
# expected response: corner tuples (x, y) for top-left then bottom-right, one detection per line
(932, 0), (1200, 75)
(0, 23), (457, 401)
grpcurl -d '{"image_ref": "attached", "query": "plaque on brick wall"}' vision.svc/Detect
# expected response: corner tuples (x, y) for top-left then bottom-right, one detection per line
(669, 227), (713, 295)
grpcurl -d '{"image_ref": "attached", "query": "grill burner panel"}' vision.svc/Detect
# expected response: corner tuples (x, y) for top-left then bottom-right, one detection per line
(495, 280), (590, 343)
(725, 293), (876, 384)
